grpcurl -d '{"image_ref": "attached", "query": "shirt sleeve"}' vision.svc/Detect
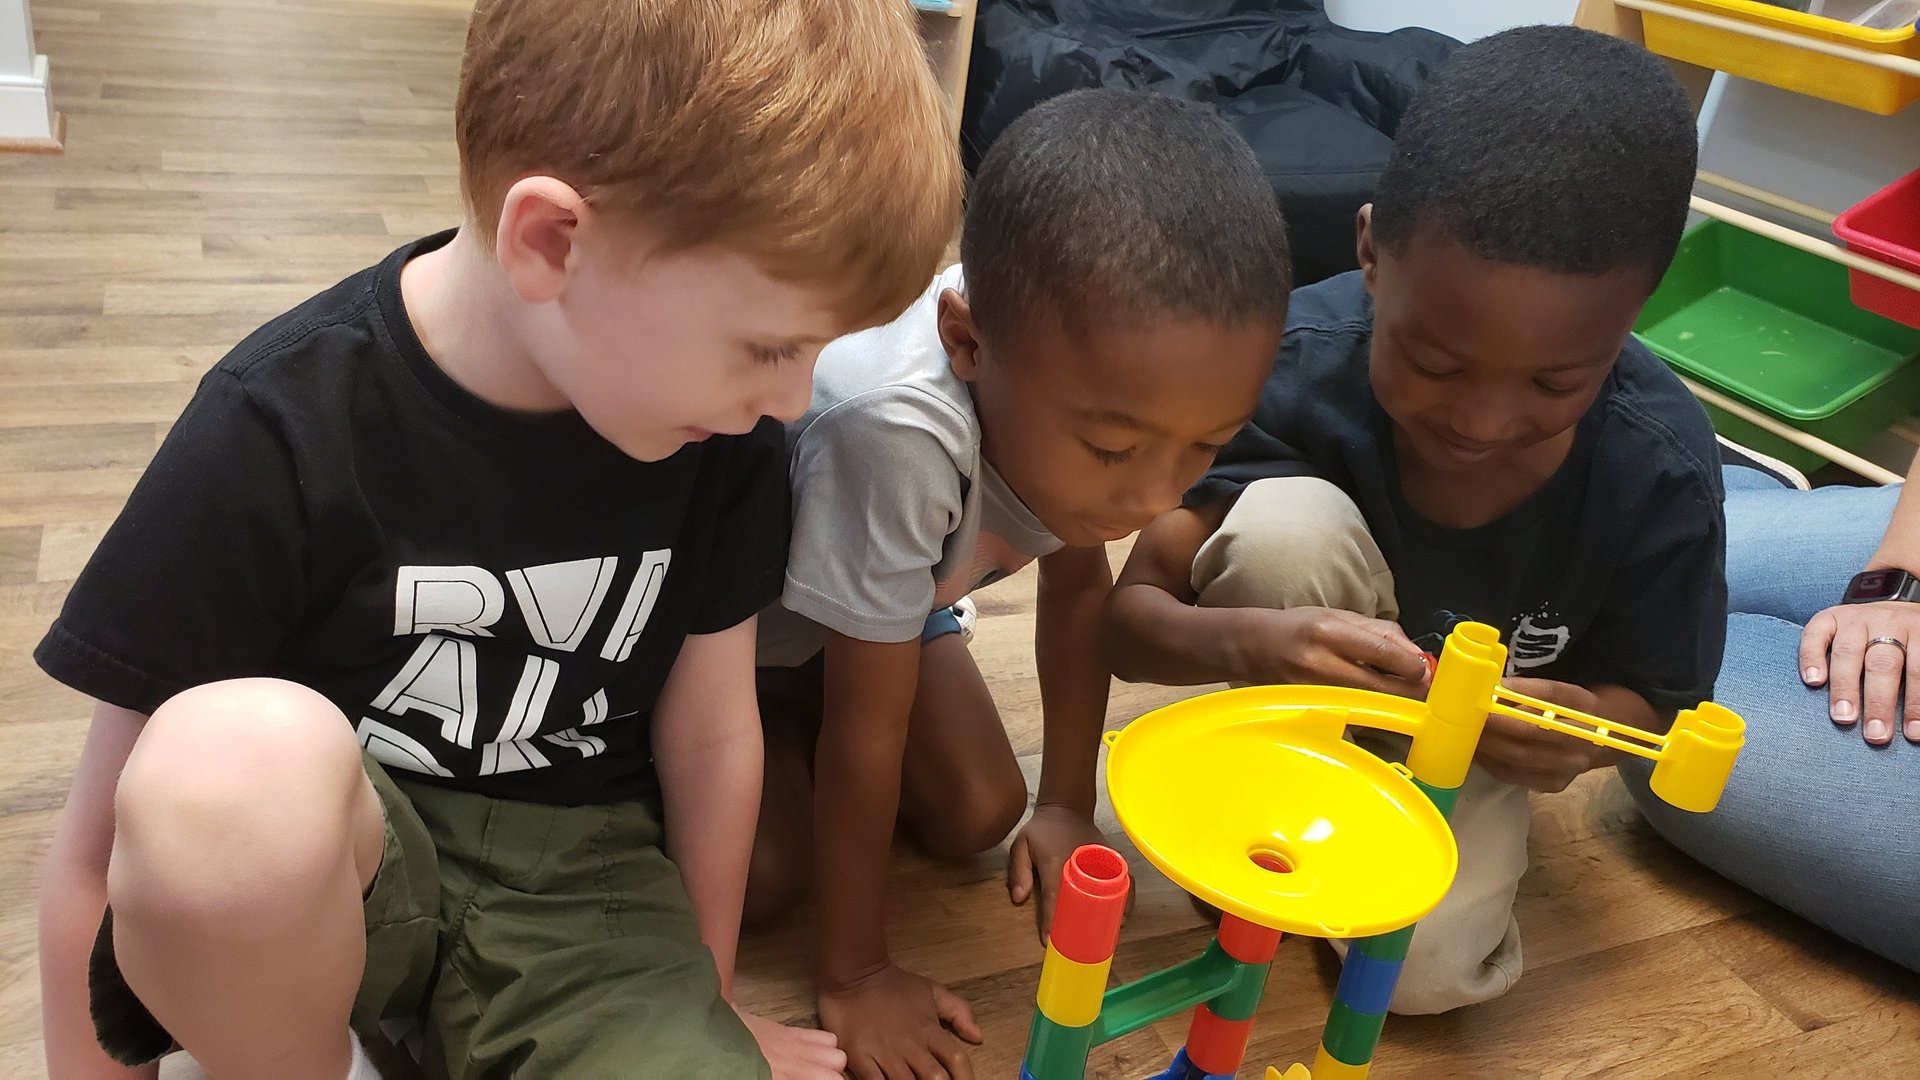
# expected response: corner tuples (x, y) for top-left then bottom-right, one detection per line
(34, 369), (310, 714)
(689, 417), (793, 635)
(779, 387), (969, 643)
(1567, 468), (1728, 713)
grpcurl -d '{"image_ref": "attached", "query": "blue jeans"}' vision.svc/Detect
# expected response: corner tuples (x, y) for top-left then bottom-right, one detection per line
(1620, 465), (1919, 971)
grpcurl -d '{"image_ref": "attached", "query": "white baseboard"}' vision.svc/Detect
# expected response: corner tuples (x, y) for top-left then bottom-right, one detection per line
(0, 52), (61, 150)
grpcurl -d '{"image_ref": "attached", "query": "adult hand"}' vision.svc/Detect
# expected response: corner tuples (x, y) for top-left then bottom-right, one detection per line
(1246, 607), (1430, 696)
(1007, 803), (1126, 944)
(818, 962), (981, 1080)
(1477, 678), (1616, 792)
(1801, 600), (1920, 745)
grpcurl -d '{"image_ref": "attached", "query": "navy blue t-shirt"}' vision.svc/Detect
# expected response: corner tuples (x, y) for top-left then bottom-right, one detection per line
(1189, 272), (1727, 712)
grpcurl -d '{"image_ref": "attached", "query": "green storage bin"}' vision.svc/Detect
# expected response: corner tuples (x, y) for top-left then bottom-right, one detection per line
(1635, 220), (1920, 475)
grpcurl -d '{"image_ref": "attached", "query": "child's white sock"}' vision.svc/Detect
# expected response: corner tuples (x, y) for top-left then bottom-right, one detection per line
(345, 1031), (382, 1080)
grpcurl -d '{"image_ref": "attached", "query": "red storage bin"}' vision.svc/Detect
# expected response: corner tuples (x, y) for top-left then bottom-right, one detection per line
(1834, 170), (1920, 329)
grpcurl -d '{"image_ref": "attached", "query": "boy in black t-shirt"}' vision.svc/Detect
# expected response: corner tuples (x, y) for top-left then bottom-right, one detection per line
(32, 3), (958, 1078)
(1104, 27), (1726, 1014)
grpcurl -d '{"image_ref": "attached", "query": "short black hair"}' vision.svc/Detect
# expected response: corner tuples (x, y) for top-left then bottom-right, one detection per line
(961, 88), (1291, 340)
(1371, 25), (1697, 286)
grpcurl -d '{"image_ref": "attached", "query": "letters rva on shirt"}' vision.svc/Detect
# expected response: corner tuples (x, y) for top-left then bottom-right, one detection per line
(354, 552), (669, 778)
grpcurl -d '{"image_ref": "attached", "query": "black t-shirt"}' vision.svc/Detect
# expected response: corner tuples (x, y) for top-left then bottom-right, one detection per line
(1190, 271), (1727, 712)
(36, 232), (789, 805)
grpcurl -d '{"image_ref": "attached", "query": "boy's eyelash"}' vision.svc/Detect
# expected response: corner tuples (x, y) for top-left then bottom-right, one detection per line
(748, 343), (800, 364)
(1534, 381), (1579, 397)
(1084, 442), (1135, 465)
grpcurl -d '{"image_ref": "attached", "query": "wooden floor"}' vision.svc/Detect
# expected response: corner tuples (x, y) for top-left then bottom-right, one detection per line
(1, 1), (1915, 1077)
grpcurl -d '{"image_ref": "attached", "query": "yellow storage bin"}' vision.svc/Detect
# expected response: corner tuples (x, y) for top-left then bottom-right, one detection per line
(1637, 0), (1920, 114)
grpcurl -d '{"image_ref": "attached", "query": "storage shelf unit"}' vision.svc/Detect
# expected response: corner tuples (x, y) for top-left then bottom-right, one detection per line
(1582, 0), (1920, 480)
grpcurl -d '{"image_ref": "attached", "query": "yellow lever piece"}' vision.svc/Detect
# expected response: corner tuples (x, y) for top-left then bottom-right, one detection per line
(1486, 679), (1745, 813)
(1409, 623), (1743, 814)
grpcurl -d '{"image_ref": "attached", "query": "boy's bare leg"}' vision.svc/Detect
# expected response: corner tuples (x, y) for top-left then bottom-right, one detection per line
(898, 634), (1026, 860)
(745, 667), (820, 928)
(744, 735), (816, 927)
(107, 680), (384, 1080)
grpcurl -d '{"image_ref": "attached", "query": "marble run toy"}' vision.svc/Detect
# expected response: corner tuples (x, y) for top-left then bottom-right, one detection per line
(1021, 622), (1744, 1080)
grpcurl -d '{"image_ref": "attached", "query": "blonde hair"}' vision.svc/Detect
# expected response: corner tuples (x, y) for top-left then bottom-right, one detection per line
(457, 0), (961, 327)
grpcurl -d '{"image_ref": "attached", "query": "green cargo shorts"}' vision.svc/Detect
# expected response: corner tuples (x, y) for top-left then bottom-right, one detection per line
(91, 753), (770, 1078)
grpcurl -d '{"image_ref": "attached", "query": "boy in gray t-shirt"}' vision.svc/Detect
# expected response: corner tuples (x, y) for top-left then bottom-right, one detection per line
(747, 89), (1293, 1078)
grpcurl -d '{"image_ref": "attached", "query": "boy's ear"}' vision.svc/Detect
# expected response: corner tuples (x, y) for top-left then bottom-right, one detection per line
(495, 176), (588, 305)
(936, 288), (984, 380)
(1355, 203), (1380, 294)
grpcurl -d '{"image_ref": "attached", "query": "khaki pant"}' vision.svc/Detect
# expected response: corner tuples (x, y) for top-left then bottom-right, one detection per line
(1191, 476), (1527, 1015)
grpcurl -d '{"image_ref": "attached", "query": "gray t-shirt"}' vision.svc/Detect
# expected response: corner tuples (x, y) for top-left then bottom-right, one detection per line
(757, 265), (1062, 667)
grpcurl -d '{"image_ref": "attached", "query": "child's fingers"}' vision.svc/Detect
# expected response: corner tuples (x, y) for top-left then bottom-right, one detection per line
(933, 985), (983, 1043)
(1034, 890), (1057, 944)
(929, 1033), (976, 1080)
(1340, 623), (1426, 683)
(1005, 834), (1034, 904)
(796, 1045), (848, 1080)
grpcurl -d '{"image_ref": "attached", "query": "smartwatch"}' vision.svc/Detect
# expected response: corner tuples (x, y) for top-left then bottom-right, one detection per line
(1841, 568), (1920, 604)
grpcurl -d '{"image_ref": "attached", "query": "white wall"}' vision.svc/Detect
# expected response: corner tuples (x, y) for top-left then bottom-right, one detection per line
(1699, 76), (1919, 220)
(1323, 0), (1580, 41)
(0, 0), (56, 144)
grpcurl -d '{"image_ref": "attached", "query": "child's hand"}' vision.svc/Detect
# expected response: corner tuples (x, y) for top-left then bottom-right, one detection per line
(735, 1006), (848, 1080)
(1250, 607), (1430, 695)
(1476, 678), (1615, 792)
(1007, 803), (1126, 943)
(818, 962), (982, 1080)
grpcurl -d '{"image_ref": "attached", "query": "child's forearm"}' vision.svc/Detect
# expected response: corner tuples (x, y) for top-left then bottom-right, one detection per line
(1103, 504), (1259, 686)
(1104, 581), (1268, 685)
(42, 839), (155, 1079)
(657, 723), (760, 995)
(814, 633), (921, 986)
(653, 621), (764, 995)
(1034, 546), (1114, 814)
(43, 702), (156, 1079)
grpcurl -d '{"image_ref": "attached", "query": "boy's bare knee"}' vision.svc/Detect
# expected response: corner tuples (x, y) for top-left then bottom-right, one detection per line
(913, 769), (1026, 860)
(111, 680), (366, 925)
(743, 845), (809, 929)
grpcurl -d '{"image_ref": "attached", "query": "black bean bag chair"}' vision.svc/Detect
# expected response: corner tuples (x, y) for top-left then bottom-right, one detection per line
(961, 0), (1458, 285)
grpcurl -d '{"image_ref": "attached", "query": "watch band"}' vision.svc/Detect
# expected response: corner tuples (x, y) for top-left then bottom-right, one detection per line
(1843, 568), (1920, 604)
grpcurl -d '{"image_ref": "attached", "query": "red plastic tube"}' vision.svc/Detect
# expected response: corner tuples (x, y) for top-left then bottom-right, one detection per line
(1047, 844), (1131, 964)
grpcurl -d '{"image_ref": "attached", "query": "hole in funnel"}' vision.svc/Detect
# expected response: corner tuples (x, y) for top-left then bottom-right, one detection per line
(1249, 848), (1293, 874)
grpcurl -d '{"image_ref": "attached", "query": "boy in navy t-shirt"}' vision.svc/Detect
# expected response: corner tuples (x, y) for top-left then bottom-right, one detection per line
(1104, 26), (1725, 1014)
